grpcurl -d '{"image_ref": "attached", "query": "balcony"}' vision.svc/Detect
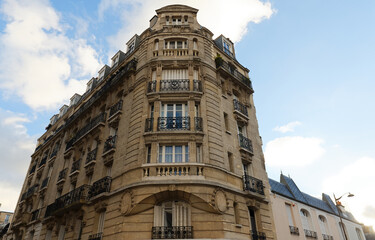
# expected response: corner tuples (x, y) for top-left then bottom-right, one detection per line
(160, 79), (189, 92)
(238, 134), (253, 153)
(46, 185), (90, 216)
(148, 81), (156, 93)
(57, 168), (68, 183)
(215, 60), (253, 92)
(233, 99), (248, 117)
(289, 226), (299, 235)
(21, 184), (39, 200)
(162, 49), (189, 56)
(243, 175), (264, 195)
(109, 99), (123, 118)
(89, 176), (112, 198)
(194, 117), (203, 131)
(145, 118), (153, 132)
(86, 148), (98, 165)
(322, 234), (333, 240)
(251, 230), (266, 240)
(158, 117), (190, 131)
(143, 163), (204, 178)
(103, 135), (117, 153)
(152, 226), (193, 239)
(88, 233), (103, 240)
(70, 159), (81, 175)
(65, 112), (106, 151)
(304, 229), (317, 238)
(31, 209), (40, 221)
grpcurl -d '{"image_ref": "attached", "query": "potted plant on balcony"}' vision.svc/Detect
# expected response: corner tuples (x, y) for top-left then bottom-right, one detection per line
(215, 54), (223, 68)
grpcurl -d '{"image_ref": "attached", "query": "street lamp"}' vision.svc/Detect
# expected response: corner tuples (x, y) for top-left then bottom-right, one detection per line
(334, 192), (354, 240)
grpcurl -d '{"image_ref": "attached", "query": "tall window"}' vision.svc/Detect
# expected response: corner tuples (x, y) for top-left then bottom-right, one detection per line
(154, 201), (191, 227)
(356, 228), (364, 240)
(98, 211), (106, 234)
(162, 69), (188, 80)
(318, 215), (329, 235)
(248, 208), (257, 232)
(300, 209), (313, 231)
(196, 144), (202, 163)
(158, 145), (189, 163)
(233, 202), (240, 224)
(285, 204), (294, 227)
(161, 104), (188, 118)
(164, 40), (188, 49)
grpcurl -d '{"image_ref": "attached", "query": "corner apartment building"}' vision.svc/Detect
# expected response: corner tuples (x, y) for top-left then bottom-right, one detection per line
(5, 5), (276, 240)
(270, 174), (365, 240)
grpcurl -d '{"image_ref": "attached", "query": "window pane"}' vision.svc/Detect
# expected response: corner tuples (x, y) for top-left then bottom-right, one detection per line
(165, 146), (173, 163)
(175, 146), (182, 162)
(185, 145), (189, 162)
(159, 146), (163, 163)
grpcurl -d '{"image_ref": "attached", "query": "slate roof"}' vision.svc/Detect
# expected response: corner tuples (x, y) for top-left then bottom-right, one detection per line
(269, 174), (358, 223)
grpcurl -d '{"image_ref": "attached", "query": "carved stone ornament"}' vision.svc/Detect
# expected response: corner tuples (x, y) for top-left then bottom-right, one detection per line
(120, 191), (134, 215)
(211, 188), (229, 213)
(95, 201), (108, 213)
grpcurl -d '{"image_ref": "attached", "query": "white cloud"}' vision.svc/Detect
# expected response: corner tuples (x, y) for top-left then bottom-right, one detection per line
(273, 121), (302, 133)
(0, 0), (101, 110)
(0, 109), (37, 212)
(322, 157), (375, 228)
(264, 136), (325, 167)
(98, 0), (274, 54)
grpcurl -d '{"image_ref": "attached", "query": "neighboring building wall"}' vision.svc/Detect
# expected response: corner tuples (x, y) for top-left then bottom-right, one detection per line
(0, 212), (13, 225)
(5, 4), (277, 240)
(270, 175), (365, 240)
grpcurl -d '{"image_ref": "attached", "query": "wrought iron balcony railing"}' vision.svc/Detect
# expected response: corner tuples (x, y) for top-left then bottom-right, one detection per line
(193, 79), (202, 92)
(89, 176), (112, 198)
(233, 99), (248, 117)
(22, 184), (39, 200)
(322, 234), (333, 240)
(31, 209), (40, 221)
(103, 135), (117, 153)
(29, 165), (36, 175)
(148, 80), (156, 93)
(145, 118), (153, 132)
(53, 185), (90, 214)
(57, 168), (68, 182)
(71, 159), (81, 173)
(250, 230), (266, 240)
(152, 226), (193, 239)
(160, 79), (189, 91)
(304, 229), (317, 238)
(243, 175), (264, 195)
(238, 134), (253, 153)
(216, 60), (253, 91)
(88, 232), (103, 240)
(86, 148), (98, 164)
(289, 226), (299, 235)
(158, 117), (190, 131)
(41, 177), (49, 189)
(194, 117), (203, 131)
(65, 112), (106, 150)
(109, 99), (123, 118)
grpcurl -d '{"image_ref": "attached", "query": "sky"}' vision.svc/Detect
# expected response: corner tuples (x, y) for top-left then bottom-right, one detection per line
(0, 0), (374, 228)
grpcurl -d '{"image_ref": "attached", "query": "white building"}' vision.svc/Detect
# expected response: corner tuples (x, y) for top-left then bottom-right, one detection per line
(269, 174), (365, 240)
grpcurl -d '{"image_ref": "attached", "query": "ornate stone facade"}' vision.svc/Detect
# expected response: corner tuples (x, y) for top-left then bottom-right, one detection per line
(6, 5), (276, 240)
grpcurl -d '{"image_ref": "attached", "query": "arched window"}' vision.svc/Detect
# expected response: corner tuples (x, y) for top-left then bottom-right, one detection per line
(300, 209), (316, 237)
(153, 201), (192, 239)
(318, 215), (330, 237)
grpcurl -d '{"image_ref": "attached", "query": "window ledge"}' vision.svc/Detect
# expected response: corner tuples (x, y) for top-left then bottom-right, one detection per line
(235, 224), (242, 228)
(226, 130), (231, 135)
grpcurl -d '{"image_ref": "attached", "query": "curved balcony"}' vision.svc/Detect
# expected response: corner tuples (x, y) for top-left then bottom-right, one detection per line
(70, 159), (81, 175)
(289, 226), (299, 235)
(88, 233), (103, 240)
(304, 229), (317, 238)
(238, 134), (253, 154)
(109, 99), (123, 119)
(85, 148), (98, 165)
(233, 99), (248, 117)
(216, 59), (253, 92)
(57, 168), (68, 183)
(143, 163), (204, 179)
(158, 117), (190, 131)
(89, 176), (112, 199)
(152, 226), (193, 239)
(147, 80), (202, 93)
(103, 135), (117, 154)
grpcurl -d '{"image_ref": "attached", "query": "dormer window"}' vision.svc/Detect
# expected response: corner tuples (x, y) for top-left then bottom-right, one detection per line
(172, 17), (182, 25)
(223, 40), (233, 57)
(70, 94), (81, 106)
(98, 70), (105, 82)
(86, 78), (94, 92)
(127, 40), (135, 53)
(112, 54), (119, 67)
(164, 40), (188, 49)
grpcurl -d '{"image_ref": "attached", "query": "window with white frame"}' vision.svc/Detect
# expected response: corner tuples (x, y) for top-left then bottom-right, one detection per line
(161, 103), (188, 118)
(196, 144), (202, 163)
(154, 201), (191, 227)
(285, 204), (294, 227)
(172, 17), (182, 25)
(158, 145), (189, 163)
(164, 40), (188, 49)
(160, 103), (189, 130)
(97, 211), (106, 234)
(223, 40), (233, 56)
